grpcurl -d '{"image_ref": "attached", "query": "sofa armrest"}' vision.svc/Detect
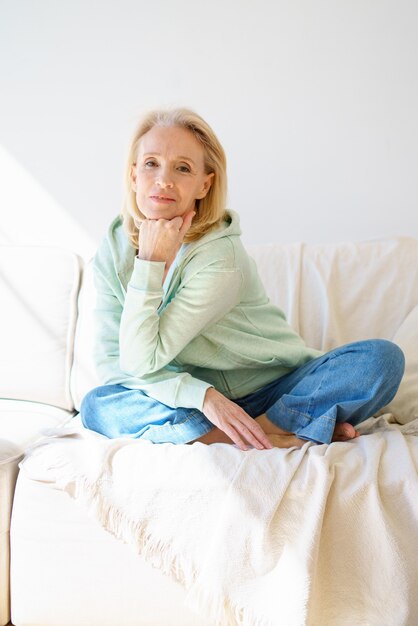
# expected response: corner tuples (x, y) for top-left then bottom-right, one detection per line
(0, 440), (24, 626)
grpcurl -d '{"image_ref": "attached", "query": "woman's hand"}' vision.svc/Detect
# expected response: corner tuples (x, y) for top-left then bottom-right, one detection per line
(202, 388), (273, 451)
(137, 210), (195, 277)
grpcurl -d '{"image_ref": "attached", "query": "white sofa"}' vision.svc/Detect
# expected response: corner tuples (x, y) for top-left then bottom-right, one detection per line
(2, 237), (418, 626)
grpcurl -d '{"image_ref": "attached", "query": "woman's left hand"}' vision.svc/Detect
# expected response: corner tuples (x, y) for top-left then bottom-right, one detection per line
(202, 388), (273, 451)
(137, 210), (195, 275)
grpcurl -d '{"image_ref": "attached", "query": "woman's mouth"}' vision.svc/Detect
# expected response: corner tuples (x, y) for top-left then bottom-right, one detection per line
(149, 196), (176, 204)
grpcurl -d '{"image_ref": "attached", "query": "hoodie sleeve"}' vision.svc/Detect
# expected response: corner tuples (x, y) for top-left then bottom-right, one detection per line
(118, 251), (243, 381)
(93, 251), (221, 410)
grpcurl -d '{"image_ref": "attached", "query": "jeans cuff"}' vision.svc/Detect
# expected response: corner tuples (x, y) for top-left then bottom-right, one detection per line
(266, 399), (335, 444)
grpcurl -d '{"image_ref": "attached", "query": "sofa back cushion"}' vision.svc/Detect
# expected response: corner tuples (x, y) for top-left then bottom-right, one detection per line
(380, 305), (418, 424)
(0, 245), (81, 411)
(72, 236), (418, 421)
(70, 260), (100, 412)
(247, 236), (418, 351)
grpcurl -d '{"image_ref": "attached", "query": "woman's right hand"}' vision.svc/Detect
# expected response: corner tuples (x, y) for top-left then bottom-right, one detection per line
(202, 388), (273, 451)
(137, 210), (195, 269)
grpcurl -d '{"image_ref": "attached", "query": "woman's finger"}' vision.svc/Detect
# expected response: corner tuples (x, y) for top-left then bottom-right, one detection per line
(168, 216), (183, 231)
(239, 418), (273, 449)
(221, 424), (250, 451)
(219, 414), (272, 450)
(179, 210), (196, 236)
(235, 422), (270, 450)
(202, 388), (273, 450)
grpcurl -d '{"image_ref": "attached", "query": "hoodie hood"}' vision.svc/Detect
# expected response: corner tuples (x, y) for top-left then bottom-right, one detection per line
(188, 209), (242, 247)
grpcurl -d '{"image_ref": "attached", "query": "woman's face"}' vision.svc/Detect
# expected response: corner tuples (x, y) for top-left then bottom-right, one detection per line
(131, 125), (214, 221)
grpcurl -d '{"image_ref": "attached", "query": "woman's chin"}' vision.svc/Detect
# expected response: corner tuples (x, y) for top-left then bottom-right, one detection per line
(141, 208), (167, 220)
(141, 206), (184, 221)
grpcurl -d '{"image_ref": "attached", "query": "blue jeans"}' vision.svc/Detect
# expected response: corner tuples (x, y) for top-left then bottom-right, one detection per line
(80, 339), (404, 445)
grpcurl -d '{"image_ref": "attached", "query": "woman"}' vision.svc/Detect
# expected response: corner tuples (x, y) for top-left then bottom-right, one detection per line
(81, 107), (405, 451)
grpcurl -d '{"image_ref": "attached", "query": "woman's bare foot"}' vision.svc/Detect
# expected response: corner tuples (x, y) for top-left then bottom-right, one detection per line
(266, 434), (306, 449)
(255, 415), (306, 448)
(188, 427), (232, 445)
(255, 414), (293, 435)
(190, 429), (306, 449)
(188, 417), (360, 449)
(256, 413), (361, 443)
(332, 422), (360, 442)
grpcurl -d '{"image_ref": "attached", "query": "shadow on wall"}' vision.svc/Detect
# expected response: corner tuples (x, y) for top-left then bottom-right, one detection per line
(0, 145), (97, 261)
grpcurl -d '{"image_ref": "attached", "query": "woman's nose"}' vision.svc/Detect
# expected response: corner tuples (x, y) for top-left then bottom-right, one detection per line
(155, 169), (174, 188)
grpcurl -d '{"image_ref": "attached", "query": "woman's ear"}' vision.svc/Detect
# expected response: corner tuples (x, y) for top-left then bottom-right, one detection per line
(197, 172), (214, 199)
(130, 163), (137, 191)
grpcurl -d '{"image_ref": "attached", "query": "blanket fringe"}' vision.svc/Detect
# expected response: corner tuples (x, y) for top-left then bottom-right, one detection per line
(186, 584), (277, 626)
(72, 474), (276, 626)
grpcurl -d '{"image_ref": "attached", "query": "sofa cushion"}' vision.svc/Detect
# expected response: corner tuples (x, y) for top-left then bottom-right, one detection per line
(380, 306), (418, 424)
(71, 259), (101, 412)
(0, 399), (73, 449)
(0, 439), (22, 626)
(0, 400), (72, 626)
(0, 245), (81, 411)
(74, 238), (418, 413)
(248, 237), (418, 351)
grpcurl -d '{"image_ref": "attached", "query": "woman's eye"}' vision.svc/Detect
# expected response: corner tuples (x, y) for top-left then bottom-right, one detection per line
(178, 164), (191, 173)
(144, 160), (157, 167)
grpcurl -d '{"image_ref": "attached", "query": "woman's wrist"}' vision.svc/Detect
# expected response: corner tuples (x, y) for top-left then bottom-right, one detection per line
(202, 387), (220, 412)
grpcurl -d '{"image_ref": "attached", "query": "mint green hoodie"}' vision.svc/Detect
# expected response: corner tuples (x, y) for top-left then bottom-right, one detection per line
(93, 210), (322, 410)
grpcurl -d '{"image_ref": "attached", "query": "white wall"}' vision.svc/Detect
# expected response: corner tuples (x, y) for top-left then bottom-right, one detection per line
(1, 0), (417, 258)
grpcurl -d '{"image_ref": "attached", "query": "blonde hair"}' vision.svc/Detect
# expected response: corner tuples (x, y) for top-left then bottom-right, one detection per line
(121, 108), (228, 248)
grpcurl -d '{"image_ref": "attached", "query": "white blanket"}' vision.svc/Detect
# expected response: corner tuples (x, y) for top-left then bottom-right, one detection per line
(20, 415), (418, 626)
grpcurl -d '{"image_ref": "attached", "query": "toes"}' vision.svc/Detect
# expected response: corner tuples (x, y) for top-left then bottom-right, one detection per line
(332, 423), (361, 442)
(332, 422), (360, 442)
